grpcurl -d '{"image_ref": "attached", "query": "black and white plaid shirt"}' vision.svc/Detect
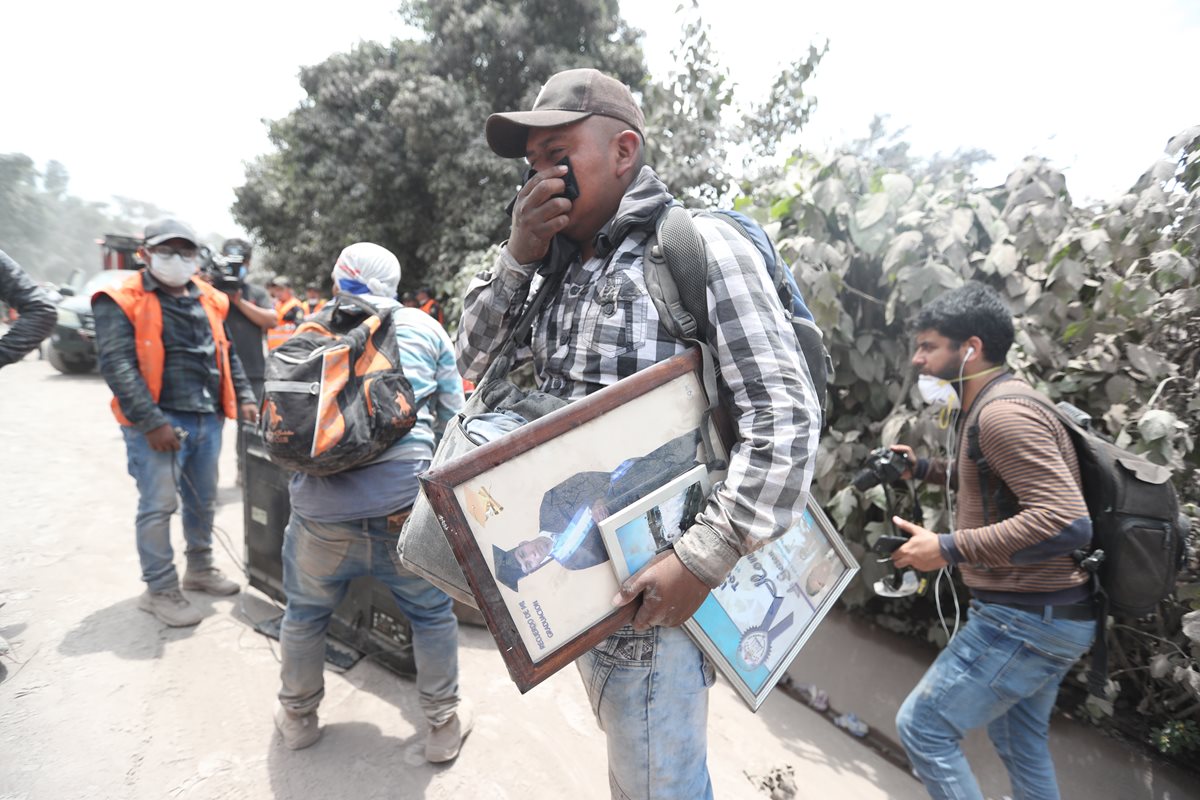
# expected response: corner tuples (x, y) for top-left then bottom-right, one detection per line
(457, 168), (821, 587)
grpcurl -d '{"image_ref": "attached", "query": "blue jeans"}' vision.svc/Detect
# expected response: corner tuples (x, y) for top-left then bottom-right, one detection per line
(279, 512), (460, 726)
(896, 601), (1095, 800)
(576, 624), (715, 800)
(120, 411), (224, 592)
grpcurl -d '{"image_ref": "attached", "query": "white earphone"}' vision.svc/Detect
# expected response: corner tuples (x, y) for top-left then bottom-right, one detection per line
(965, 346), (975, 359)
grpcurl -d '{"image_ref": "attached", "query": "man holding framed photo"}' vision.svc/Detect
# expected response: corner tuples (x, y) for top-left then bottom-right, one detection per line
(458, 68), (822, 800)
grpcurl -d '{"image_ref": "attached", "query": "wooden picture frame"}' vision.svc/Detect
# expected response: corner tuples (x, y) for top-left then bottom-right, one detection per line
(420, 348), (723, 692)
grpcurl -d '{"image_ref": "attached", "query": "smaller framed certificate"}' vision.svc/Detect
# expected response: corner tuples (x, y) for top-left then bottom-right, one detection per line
(602, 494), (858, 711)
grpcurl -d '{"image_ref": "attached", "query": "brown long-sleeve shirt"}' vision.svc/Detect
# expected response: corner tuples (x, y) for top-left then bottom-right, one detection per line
(922, 377), (1093, 605)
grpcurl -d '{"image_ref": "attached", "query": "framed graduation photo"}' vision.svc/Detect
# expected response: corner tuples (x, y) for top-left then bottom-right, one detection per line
(419, 348), (729, 693)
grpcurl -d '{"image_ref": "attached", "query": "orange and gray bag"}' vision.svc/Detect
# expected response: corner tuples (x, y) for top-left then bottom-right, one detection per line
(260, 294), (422, 476)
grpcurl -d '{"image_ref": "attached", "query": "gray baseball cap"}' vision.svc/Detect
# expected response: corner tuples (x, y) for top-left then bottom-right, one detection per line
(143, 218), (200, 248)
(486, 68), (645, 159)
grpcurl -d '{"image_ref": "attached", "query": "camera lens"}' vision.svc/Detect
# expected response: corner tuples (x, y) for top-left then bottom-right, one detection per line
(851, 468), (881, 492)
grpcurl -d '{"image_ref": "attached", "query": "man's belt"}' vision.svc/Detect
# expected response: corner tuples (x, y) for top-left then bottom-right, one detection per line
(996, 601), (1094, 621)
(386, 507), (413, 534)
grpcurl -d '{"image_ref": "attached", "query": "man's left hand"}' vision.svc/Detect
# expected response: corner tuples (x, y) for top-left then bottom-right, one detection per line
(612, 551), (710, 631)
(891, 516), (949, 571)
(240, 402), (259, 423)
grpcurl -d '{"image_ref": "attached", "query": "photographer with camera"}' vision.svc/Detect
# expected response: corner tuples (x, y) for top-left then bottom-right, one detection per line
(203, 239), (274, 487)
(208, 239), (274, 401)
(887, 282), (1094, 800)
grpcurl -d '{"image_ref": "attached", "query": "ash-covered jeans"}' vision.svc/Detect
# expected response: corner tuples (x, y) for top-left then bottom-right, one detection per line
(278, 512), (460, 726)
(896, 600), (1095, 800)
(576, 624), (716, 800)
(120, 411), (223, 592)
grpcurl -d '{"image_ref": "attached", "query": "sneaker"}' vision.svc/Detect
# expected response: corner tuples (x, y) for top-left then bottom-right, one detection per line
(425, 700), (473, 763)
(275, 705), (321, 750)
(181, 567), (240, 596)
(138, 588), (204, 627)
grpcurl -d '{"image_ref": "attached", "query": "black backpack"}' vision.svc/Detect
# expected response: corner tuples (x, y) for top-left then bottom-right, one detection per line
(970, 386), (1189, 694)
(970, 388), (1187, 618)
(645, 205), (832, 430)
(260, 294), (422, 476)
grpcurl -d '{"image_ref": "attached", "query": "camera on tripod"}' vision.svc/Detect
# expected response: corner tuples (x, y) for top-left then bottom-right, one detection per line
(850, 446), (912, 491)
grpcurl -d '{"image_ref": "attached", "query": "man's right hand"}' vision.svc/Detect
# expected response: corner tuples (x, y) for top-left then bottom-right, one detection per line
(145, 423), (182, 452)
(889, 444), (917, 480)
(507, 163), (572, 265)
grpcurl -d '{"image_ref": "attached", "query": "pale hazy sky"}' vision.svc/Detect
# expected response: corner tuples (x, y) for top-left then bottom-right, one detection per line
(2, 1), (1197, 241)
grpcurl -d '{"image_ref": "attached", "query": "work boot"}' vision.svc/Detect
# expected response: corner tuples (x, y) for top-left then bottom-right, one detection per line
(275, 705), (321, 750)
(425, 700), (473, 763)
(181, 567), (240, 596)
(137, 588), (204, 627)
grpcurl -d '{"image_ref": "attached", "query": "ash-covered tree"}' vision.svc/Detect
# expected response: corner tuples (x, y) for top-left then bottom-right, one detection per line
(233, 0), (644, 292)
(0, 154), (142, 284)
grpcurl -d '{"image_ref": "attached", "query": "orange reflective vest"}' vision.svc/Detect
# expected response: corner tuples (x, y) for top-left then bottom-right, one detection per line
(268, 296), (304, 350)
(96, 272), (238, 426)
(419, 297), (444, 324)
(303, 298), (326, 316)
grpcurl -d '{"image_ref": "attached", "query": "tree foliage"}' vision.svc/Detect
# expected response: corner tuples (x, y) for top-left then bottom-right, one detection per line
(233, 0), (644, 293)
(233, 1), (826, 295)
(0, 154), (143, 284)
(734, 125), (1200, 754)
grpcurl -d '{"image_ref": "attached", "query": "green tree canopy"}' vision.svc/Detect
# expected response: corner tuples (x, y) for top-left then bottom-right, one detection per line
(233, 0), (644, 292)
(232, 1), (827, 295)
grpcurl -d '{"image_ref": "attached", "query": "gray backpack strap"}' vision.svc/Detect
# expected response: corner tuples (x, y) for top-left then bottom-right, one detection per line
(646, 205), (725, 470)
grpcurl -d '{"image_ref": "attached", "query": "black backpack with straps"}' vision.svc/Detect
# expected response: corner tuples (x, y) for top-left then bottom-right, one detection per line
(644, 205), (832, 431)
(968, 381), (1189, 695)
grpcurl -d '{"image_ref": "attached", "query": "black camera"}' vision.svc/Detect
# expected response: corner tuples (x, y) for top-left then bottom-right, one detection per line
(203, 254), (243, 295)
(851, 446), (912, 491)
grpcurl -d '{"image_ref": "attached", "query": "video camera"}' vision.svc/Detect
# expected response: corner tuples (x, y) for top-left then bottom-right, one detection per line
(850, 446), (912, 491)
(202, 254), (243, 295)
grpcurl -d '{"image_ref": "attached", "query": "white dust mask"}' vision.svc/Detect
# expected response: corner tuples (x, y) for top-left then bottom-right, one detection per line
(918, 374), (958, 408)
(149, 253), (198, 288)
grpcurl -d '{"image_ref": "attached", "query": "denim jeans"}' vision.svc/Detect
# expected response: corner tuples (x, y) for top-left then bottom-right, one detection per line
(120, 411), (224, 592)
(896, 600), (1095, 800)
(279, 512), (460, 726)
(576, 624), (716, 800)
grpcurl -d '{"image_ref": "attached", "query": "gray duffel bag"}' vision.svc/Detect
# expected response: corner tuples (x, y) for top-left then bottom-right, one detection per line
(398, 270), (567, 606)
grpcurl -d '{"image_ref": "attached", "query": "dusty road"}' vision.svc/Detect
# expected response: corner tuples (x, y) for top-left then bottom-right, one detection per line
(0, 357), (923, 800)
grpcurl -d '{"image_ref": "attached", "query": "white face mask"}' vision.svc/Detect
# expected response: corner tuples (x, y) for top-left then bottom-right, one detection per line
(149, 253), (198, 288)
(918, 374), (958, 408)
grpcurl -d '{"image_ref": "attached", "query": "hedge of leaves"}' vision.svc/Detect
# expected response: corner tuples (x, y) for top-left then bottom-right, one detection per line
(734, 127), (1200, 754)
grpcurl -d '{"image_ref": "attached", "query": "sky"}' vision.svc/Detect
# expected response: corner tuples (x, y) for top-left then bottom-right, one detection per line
(2, 0), (1197, 242)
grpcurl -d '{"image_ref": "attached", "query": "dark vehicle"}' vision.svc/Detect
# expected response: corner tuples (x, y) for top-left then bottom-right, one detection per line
(45, 269), (137, 374)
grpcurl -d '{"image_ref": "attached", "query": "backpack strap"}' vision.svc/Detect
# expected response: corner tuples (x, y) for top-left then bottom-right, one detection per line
(475, 249), (572, 402)
(967, 381), (1112, 697)
(646, 204), (726, 470)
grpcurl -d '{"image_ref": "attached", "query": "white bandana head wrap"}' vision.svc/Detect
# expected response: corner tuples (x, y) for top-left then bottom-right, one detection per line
(331, 242), (401, 298)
